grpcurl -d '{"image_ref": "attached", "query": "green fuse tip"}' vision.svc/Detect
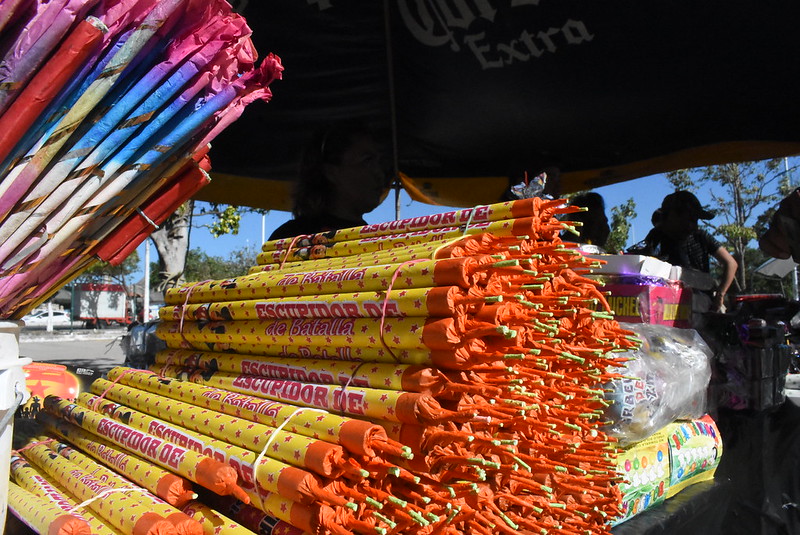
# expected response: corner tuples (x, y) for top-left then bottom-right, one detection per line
(372, 512), (397, 529)
(388, 496), (408, 508)
(345, 502), (359, 512)
(409, 510), (430, 526)
(493, 259), (520, 268)
(366, 497), (383, 509)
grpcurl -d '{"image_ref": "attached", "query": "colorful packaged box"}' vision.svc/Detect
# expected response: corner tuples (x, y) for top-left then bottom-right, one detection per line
(601, 276), (692, 328)
(665, 415), (722, 497)
(615, 430), (671, 522)
(613, 414), (722, 525)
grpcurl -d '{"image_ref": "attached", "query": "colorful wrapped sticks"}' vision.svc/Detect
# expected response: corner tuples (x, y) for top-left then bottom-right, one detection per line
(0, 0), (282, 318)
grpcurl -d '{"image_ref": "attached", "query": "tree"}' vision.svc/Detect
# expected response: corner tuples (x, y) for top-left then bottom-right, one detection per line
(150, 201), (193, 292)
(606, 198), (637, 254)
(184, 245), (259, 282)
(77, 250), (140, 287)
(666, 158), (794, 293)
(151, 244), (259, 286)
(149, 201), (263, 291)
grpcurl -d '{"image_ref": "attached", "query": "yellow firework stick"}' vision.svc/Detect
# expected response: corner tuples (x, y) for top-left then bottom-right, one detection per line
(77, 392), (358, 512)
(9, 453), (116, 535)
(21, 442), (177, 535)
(43, 415), (197, 508)
(88, 377), (349, 478)
(42, 396), (249, 504)
(47, 438), (204, 535)
(188, 493), (311, 535)
(257, 215), (550, 268)
(160, 336), (489, 370)
(177, 500), (269, 535)
(153, 365), (463, 425)
(159, 285), (483, 322)
(255, 241), (443, 271)
(262, 197), (563, 250)
(155, 316), (472, 353)
(256, 231), (522, 266)
(8, 480), (92, 535)
(105, 367), (406, 459)
(165, 256), (489, 304)
(154, 348), (447, 395)
(256, 238), (448, 266)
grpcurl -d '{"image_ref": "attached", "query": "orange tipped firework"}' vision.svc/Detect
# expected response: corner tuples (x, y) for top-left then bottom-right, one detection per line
(153, 348), (448, 395)
(88, 377), (349, 478)
(21, 442), (179, 535)
(165, 256), (490, 305)
(160, 285), (473, 322)
(77, 392), (359, 512)
(8, 481), (92, 535)
(153, 364), (463, 425)
(42, 396), (249, 503)
(262, 198), (546, 251)
(43, 415), (197, 508)
(47, 438), (204, 535)
(105, 367), (403, 458)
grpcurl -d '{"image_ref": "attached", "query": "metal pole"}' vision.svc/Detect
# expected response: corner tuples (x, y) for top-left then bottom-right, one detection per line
(46, 301), (53, 333)
(786, 158), (800, 300)
(144, 239), (151, 321)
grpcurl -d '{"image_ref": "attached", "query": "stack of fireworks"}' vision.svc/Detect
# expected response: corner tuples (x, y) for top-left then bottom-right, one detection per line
(10, 427), (275, 535)
(0, 0), (281, 317)
(16, 197), (640, 534)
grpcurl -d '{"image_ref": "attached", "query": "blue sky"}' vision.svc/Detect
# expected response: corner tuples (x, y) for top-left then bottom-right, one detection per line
(131, 159), (797, 281)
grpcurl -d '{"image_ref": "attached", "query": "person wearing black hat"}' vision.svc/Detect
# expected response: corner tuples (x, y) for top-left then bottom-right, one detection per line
(628, 190), (737, 312)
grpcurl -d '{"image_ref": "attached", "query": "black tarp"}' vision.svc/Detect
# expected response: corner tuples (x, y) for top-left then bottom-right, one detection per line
(197, 1), (800, 210)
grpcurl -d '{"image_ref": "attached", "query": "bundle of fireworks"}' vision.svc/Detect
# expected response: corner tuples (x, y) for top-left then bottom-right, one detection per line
(8, 197), (654, 534)
(0, 0), (282, 318)
(104, 196), (643, 534)
(10, 432), (263, 535)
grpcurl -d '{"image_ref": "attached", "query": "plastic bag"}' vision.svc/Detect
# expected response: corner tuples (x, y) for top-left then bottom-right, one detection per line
(603, 322), (713, 445)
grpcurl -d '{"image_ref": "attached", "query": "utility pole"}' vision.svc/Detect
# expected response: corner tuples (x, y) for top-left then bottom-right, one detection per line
(144, 238), (151, 321)
(785, 158), (799, 300)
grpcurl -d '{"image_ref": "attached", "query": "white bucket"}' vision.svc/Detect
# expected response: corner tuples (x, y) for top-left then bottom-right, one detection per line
(0, 321), (31, 535)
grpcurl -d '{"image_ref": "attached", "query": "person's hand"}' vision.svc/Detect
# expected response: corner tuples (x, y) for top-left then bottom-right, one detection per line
(713, 291), (726, 313)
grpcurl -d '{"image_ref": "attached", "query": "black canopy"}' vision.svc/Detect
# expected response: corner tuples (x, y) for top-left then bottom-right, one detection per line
(197, 0), (800, 210)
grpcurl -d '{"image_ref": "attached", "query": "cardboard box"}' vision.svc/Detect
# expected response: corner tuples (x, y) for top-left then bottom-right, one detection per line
(587, 254), (673, 279)
(603, 279), (692, 328)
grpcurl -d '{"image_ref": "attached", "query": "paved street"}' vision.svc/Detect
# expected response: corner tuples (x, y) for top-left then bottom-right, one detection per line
(18, 328), (128, 374)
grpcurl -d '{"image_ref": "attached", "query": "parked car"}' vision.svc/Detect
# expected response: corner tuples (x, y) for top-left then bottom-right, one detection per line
(21, 310), (73, 328)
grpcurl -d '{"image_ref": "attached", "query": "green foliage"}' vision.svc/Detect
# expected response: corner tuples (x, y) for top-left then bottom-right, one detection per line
(209, 205), (242, 237)
(180, 245), (259, 283)
(197, 202), (266, 238)
(606, 198), (637, 253)
(78, 250), (140, 286)
(665, 158), (796, 294)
